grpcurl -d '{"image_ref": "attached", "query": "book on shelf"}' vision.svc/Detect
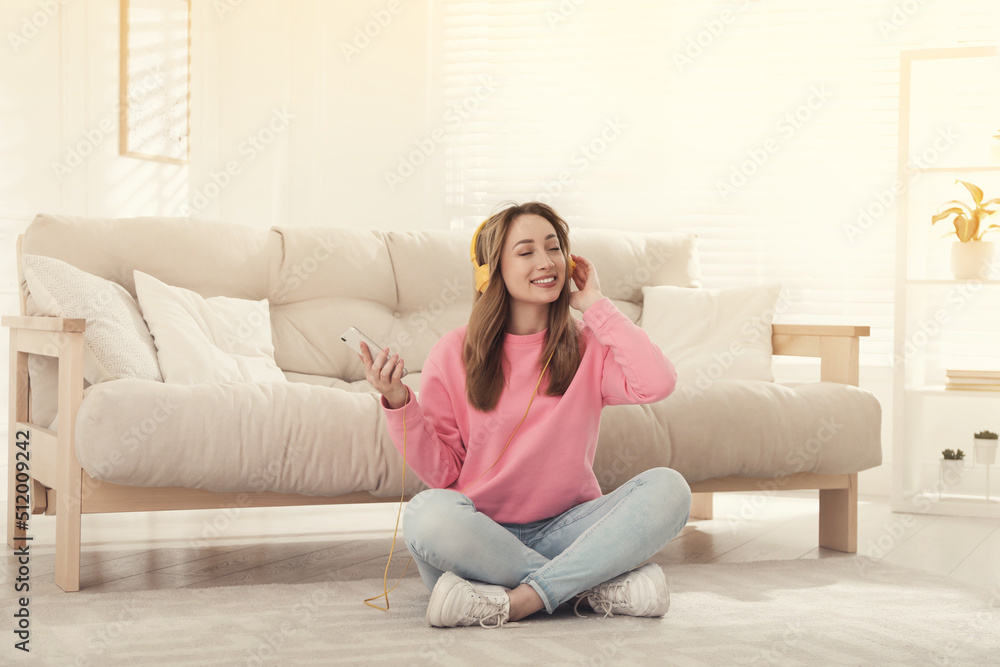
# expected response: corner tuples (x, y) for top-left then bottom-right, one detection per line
(944, 370), (1000, 391)
(946, 376), (1000, 385)
(946, 369), (1000, 380)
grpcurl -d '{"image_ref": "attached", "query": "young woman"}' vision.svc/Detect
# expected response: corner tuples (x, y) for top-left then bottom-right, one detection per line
(359, 201), (691, 628)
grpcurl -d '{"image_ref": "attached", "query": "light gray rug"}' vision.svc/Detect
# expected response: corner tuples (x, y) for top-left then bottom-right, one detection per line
(4, 556), (999, 666)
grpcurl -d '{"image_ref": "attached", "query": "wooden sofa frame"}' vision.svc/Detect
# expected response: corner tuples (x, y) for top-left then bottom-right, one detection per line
(4, 236), (870, 591)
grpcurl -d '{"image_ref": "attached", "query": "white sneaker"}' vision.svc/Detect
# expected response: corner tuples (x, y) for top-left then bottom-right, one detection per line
(426, 572), (513, 628)
(574, 563), (670, 618)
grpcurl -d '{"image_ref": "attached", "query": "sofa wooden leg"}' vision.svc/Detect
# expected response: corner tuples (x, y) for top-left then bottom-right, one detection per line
(54, 332), (84, 592)
(819, 473), (857, 553)
(689, 492), (714, 520)
(54, 485), (82, 592)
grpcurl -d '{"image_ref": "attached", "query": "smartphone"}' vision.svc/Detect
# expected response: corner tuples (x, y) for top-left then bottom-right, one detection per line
(340, 326), (408, 377)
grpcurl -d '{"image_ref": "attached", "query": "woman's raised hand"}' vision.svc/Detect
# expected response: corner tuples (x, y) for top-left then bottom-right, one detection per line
(568, 254), (603, 311)
(359, 342), (408, 409)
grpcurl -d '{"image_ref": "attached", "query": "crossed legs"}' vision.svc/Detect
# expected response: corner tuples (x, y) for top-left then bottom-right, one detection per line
(402, 467), (692, 618)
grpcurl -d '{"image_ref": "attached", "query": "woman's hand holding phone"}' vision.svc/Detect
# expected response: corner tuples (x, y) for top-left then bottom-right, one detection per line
(359, 341), (408, 409)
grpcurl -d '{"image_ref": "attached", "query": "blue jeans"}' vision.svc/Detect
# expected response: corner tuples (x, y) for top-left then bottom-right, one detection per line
(402, 467), (692, 614)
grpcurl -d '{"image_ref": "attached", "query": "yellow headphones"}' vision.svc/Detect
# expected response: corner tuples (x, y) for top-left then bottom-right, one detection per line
(470, 217), (576, 294)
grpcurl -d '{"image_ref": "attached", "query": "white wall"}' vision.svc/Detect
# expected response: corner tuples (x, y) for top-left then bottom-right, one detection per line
(198, 0), (434, 229)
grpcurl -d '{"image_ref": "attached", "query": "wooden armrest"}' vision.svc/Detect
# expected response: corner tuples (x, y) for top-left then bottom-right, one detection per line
(2, 316), (86, 333)
(771, 323), (869, 386)
(772, 324), (870, 337)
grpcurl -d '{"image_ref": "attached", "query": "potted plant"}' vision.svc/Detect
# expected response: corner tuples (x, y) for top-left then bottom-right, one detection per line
(930, 180), (1000, 279)
(974, 430), (998, 466)
(941, 448), (966, 484)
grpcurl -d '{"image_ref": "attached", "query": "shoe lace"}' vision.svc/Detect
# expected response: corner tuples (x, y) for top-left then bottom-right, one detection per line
(469, 594), (512, 629)
(575, 580), (630, 619)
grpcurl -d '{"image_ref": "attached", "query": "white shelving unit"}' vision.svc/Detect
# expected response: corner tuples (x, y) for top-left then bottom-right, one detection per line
(892, 45), (1000, 519)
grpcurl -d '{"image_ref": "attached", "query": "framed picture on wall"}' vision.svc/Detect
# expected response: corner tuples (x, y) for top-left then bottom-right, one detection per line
(119, 0), (191, 164)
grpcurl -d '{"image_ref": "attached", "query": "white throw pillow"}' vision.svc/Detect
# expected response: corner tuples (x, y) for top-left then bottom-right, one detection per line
(640, 283), (782, 384)
(21, 254), (163, 385)
(133, 270), (286, 384)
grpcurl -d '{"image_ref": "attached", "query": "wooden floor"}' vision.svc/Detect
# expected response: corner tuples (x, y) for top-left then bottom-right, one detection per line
(2, 492), (999, 597)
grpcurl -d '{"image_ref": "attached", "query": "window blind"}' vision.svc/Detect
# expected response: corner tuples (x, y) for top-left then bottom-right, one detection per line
(434, 0), (1000, 367)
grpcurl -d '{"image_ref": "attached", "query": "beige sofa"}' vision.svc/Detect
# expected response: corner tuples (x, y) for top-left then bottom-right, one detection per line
(5, 213), (881, 592)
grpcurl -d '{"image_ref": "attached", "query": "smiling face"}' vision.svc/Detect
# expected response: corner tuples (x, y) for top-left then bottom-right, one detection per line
(499, 213), (567, 313)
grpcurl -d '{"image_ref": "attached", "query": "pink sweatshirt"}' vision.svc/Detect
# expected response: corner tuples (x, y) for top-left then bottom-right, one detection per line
(379, 296), (677, 524)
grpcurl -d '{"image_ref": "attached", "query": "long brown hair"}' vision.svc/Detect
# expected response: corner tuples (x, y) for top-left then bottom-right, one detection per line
(463, 201), (584, 412)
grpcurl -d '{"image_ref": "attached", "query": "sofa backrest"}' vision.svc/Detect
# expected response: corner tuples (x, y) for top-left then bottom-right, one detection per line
(21, 213), (273, 300)
(20, 213), (702, 383)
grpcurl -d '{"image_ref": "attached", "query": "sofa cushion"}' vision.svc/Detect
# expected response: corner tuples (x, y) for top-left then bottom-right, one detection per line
(21, 254), (163, 431)
(134, 270), (285, 384)
(21, 254), (162, 385)
(74, 379), (427, 499)
(595, 380), (883, 489)
(74, 377), (880, 496)
(640, 282), (782, 384)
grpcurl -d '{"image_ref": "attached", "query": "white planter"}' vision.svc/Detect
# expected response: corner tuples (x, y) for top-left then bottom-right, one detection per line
(974, 438), (998, 466)
(940, 459), (966, 484)
(950, 241), (996, 280)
